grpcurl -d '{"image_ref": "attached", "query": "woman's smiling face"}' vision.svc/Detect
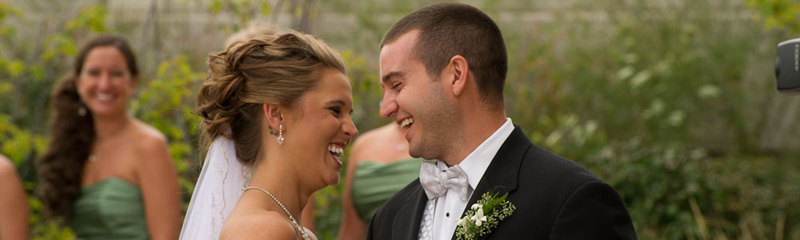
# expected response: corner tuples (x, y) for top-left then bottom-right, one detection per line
(282, 67), (358, 188)
(75, 46), (137, 117)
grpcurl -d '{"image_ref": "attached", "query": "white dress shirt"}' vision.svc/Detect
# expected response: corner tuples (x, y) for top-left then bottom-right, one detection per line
(426, 118), (515, 240)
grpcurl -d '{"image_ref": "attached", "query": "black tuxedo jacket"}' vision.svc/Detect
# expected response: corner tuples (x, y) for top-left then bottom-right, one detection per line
(367, 126), (637, 239)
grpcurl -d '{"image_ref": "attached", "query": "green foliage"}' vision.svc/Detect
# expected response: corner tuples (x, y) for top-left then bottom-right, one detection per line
(344, 49), (390, 129)
(66, 5), (108, 32)
(501, 0), (800, 237)
(312, 185), (344, 240)
(42, 34), (78, 62)
(0, 2), (110, 134)
(0, 2), (22, 31)
(748, 0), (800, 32)
(0, 114), (46, 166)
(28, 196), (75, 240)
(30, 221), (75, 240)
(203, 0), (274, 32)
(580, 140), (800, 239)
(133, 55), (205, 204)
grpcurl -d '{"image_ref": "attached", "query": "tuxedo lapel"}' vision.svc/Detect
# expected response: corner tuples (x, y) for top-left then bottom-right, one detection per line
(392, 183), (428, 240)
(452, 126), (530, 240)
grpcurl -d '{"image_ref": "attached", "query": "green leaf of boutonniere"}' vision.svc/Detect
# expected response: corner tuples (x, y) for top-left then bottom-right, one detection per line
(455, 190), (516, 240)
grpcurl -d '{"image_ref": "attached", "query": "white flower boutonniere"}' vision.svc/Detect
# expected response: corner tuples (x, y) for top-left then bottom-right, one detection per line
(455, 191), (516, 240)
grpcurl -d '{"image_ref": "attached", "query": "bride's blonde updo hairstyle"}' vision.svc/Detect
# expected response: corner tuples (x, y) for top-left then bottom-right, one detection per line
(196, 31), (347, 166)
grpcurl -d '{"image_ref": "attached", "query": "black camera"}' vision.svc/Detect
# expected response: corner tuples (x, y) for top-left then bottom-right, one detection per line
(776, 38), (800, 93)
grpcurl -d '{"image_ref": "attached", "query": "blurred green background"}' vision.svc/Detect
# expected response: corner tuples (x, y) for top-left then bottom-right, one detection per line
(1, 0), (799, 239)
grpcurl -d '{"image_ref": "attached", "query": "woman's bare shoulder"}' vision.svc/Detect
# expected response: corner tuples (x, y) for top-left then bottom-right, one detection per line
(128, 120), (170, 159)
(0, 156), (16, 177)
(130, 119), (167, 144)
(351, 123), (397, 151)
(304, 226), (318, 240)
(220, 210), (299, 240)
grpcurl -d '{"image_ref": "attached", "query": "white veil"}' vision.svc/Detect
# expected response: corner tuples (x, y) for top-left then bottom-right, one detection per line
(179, 136), (251, 240)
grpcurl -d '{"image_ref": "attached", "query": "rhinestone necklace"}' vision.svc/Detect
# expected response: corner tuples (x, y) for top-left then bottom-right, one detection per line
(244, 186), (310, 240)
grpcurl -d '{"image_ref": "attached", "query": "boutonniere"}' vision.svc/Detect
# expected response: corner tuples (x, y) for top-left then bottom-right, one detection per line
(455, 190), (516, 240)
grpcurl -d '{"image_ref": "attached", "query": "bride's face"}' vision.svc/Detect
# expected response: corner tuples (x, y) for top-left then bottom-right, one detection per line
(283, 68), (358, 187)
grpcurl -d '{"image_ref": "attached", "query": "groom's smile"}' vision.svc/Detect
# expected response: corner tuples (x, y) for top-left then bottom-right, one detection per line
(397, 116), (415, 144)
(379, 30), (462, 162)
(399, 117), (414, 130)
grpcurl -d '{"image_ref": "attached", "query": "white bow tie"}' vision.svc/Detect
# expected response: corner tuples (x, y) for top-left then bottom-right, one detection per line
(419, 161), (470, 201)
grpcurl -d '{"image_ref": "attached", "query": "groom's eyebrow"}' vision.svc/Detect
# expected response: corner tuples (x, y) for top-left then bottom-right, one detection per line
(381, 71), (405, 87)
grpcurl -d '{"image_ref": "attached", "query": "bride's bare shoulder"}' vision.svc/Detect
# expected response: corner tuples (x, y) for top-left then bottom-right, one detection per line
(304, 226), (318, 240)
(220, 210), (297, 240)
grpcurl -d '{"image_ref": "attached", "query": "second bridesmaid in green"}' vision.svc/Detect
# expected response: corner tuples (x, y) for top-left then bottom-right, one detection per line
(38, 35), (181, 240)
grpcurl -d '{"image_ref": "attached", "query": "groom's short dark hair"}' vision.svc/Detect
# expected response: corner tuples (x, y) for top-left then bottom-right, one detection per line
(381, 2), (507, 111)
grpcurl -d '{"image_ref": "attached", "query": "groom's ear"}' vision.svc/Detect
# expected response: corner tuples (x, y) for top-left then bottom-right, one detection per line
(447, 55), (469, 97)
(262, 104), (283, 129)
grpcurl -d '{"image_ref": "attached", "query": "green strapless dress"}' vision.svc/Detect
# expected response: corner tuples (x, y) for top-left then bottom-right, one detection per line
(351, 159), (421, 222)
(70, 178), (150, 240)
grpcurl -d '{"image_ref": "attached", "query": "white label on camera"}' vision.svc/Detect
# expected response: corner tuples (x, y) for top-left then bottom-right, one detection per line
(795, 43), (799, 72)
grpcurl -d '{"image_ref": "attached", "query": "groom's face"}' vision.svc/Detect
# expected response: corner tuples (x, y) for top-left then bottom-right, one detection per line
(379, 30), (460, 160)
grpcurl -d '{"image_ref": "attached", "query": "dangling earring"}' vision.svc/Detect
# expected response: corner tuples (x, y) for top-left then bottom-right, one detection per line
(78, 106), (87, 116)
(276, 124), (284, 146)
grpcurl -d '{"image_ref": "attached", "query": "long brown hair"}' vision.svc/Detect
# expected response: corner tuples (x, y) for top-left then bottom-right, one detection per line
(196, 31), (346, 166)
(38, 35), (139, 220)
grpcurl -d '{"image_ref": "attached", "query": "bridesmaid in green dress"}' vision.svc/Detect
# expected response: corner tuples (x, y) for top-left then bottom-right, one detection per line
(37, 35), (181, 240)
(339, 123), (421, 240)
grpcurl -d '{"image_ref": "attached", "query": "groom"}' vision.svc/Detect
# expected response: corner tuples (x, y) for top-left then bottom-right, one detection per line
(367, 2), (637, 239)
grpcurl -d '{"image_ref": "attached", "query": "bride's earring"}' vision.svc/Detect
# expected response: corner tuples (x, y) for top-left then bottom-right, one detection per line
(277, 124), (284, 146)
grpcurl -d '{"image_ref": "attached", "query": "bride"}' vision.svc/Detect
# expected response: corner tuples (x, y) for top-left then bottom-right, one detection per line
(180, 31), (357, 239)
